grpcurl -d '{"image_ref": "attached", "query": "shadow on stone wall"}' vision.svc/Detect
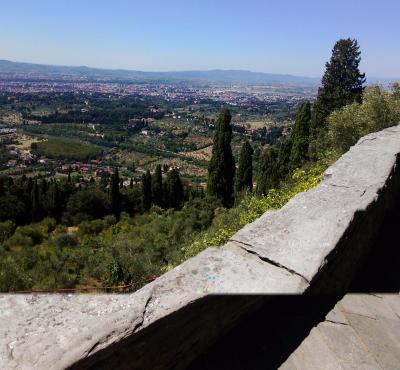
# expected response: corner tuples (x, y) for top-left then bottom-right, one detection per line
(186, 202), (400, 370)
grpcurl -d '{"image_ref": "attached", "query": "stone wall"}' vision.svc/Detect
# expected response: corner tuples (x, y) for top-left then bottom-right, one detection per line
(1, 125), (400, 370)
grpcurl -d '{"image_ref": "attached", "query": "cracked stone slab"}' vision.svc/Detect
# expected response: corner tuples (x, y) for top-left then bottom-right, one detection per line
(280, 293), (400, 370)
(230, 126), (400, 282)
(0, 290), (152, 370)
(345, 312), (400, 369)
(317, 322), (380, 369)
(279, 326), (344, 370)
(0, 247), (307, 370)
(325, 302), (349, 325)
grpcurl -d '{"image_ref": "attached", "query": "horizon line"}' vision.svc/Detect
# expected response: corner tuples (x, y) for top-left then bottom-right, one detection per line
(1, 58), (399, 81)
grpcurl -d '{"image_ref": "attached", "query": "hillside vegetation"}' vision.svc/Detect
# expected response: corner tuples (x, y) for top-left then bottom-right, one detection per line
(1, 38), (399, 292)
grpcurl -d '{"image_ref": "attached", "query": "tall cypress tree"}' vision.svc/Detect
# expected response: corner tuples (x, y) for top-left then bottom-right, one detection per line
(47, 181), (60, 220)
(207, 108), (235, 207)
(256, 147), (279, 195)
(141, 170), (152, 211)
(111, 168), (121, 219)
(276, 138), (293, 180)
(151, 164), (164, 207)
(235, 140), (253, 193)
(165, 169), (183, 209)
(0, 177), (4, 197)
(312, 38), (365, 132)
(31, 180), (39, 222)
(290, 101), (311, 167)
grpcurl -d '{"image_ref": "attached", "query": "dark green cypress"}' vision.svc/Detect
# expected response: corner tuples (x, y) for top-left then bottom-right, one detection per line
(31, 180), (39, 222)
(47, 181), (60, 219)
(165, 169), (183, 209)
(40, 179), (47, 197)
(207, 108), (235, 207)
(235, 140), (254, 193)
(276, 138), (293, 180)
(141, 170), (152, 211)
(312, 38), (365, 132)
(0, 177), (4, 196)
(256, 147), (279, 195)
(290, 101), (311, 167)
(111, 168), (121, 219)
(151, 164), (164, 207)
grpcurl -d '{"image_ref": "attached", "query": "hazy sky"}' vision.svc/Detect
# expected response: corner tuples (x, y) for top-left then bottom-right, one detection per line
(0, 0), (399, 77)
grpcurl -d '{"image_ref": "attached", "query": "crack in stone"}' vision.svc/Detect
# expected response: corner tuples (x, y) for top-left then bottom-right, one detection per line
(358, 137), (377, 145)
(7, 341), (15, 360)
(326, 183), (351, 189)
(368, 293), (383, 298)
(133, 288), (155, 333)
(230, 240), (310, 284)
(84, 290), (155, 359)
(342, 310), (377, 321)
(325, 319), (348, 326)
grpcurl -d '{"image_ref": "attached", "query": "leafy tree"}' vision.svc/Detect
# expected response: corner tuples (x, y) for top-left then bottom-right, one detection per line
(207, 108), (235, 207)
(165, 169), (184, 209)
(141, 170), (152, 211)
(151, 165), (164, 207)
(235, 141), (253, 193)
(391, 82), (400, 97)
(290, 101), (311, 167)
(0, 196), (25, 224)
(256, 147), (280, 195)
(65, 189), (110, 222)
(111, 168), (121, 219)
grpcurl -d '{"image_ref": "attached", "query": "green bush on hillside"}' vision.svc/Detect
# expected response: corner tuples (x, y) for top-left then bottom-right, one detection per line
(328, 84), (400, 153)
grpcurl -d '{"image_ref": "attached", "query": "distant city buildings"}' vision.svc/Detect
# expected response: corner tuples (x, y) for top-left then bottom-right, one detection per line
(0, 80), (317, 106)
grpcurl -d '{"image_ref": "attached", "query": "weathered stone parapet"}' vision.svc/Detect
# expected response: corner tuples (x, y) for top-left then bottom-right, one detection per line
(2, 125), (400, 370)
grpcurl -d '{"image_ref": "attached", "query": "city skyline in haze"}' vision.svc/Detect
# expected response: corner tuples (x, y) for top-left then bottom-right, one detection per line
(0, 0), (399, 78)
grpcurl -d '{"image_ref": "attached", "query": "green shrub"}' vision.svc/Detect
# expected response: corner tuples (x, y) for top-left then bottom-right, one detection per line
(5, 225), (44, 248)
(328, 84), (400, 153)
(78, 219), (106, 236)
(0, 220), (16, 243)
(53, 233), (78, 248)
(0, 256), (33, 291)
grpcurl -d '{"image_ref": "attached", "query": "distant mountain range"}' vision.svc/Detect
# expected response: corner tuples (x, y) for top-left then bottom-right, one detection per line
(0, 59), (397, 86)
(0, 59), (320, 85)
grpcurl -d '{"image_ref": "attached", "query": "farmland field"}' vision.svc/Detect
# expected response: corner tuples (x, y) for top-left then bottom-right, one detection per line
(33, 138), (103, 161)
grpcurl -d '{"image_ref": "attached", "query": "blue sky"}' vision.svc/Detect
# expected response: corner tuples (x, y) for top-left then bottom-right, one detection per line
(0, 0), (399, 77)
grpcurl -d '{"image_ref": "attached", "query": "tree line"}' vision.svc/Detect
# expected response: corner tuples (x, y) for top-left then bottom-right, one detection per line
(207, 38), (367, 205)
(0, 163), (199, 229)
